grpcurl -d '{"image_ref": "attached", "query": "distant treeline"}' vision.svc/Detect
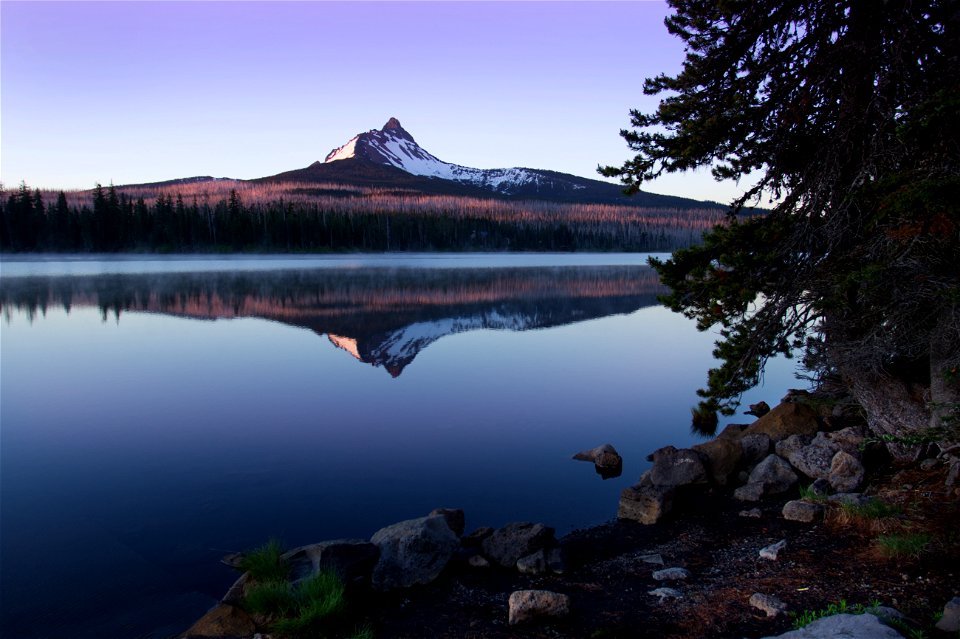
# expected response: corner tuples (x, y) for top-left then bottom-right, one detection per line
(0, 180), (732, 253)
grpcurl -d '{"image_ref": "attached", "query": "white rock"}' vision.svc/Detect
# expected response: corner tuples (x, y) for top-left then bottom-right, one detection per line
(760, 539), (787, 560)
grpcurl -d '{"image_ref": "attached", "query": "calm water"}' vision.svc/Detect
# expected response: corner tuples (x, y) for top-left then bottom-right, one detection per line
(0, 254), (801, 638)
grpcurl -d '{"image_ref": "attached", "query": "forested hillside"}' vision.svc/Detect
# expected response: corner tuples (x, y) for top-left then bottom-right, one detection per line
(0, 179), (732, 253)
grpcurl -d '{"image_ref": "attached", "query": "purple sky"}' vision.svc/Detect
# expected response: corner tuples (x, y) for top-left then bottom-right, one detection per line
(1, 1), (745, 203)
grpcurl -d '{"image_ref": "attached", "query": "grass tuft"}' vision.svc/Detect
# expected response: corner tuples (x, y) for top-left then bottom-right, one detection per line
(874, 532), (931, 559)
(239, 538), (289, 582)
(269, 571), (347, 635)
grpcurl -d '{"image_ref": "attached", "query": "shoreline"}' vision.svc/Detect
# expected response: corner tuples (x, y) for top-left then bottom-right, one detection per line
(182, 391), (960, 638)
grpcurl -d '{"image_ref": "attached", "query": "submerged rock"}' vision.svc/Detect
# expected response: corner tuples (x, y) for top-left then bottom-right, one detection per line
(508, 590), (570, 625)
(573, 443), (623, 476)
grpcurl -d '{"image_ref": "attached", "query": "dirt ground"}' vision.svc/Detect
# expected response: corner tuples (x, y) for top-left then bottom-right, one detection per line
(365, 466), (960, 639)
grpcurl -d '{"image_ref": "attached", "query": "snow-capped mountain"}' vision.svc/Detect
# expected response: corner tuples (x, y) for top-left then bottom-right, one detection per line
(261, 118), (722, 208)
(323, 117), (551, 195)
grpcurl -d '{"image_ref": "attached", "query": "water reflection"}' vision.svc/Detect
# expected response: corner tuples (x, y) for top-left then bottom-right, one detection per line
(1, 266), (666, 377)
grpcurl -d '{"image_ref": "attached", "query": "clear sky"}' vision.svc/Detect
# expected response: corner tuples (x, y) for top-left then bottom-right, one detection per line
(1, 1), (745, 203)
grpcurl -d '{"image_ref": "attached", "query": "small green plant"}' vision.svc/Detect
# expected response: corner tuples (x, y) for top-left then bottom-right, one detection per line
(239, 538), (289, 581)
(791, 599), (868, 629)
(347, 623), (375, 639)
(271, 571), (346, 635)
(244, 578), (297, 617)
(798, 483), (827, 502)
(875, 532), (931, 558)
(841, 498), (901, 520)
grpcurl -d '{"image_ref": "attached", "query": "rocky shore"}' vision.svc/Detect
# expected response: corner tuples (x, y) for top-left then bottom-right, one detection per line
(182, 390), (959, 639)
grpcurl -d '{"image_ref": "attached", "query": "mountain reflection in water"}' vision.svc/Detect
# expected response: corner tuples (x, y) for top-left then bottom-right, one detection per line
(1, 266), (666, 376)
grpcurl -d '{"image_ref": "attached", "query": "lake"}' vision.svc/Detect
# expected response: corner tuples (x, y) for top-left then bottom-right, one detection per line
(0, 254), (801, 638)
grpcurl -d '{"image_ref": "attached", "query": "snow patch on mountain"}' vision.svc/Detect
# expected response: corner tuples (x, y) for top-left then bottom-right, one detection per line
(323, 118), (545, 194)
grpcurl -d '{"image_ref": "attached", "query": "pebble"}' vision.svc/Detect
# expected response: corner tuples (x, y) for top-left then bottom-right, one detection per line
(652, 567), (691, 581)
(649, 587), (683, 600)
(760, 539), (787, 560)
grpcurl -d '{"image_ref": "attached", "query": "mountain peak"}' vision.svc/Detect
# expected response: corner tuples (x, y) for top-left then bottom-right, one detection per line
(382, 117), (404, 131)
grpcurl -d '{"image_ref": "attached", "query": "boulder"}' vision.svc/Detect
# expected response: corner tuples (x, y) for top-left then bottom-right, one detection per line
(652, 567), (691, 581)
(746, 401), (772, 417)
(749, 593), (788, 617)
(517, 549), (548, 575)
(759, 539), (787, 560)
(618, 484), (674, 524)
(508, 590), (571, 625)
(740, 433), (773, 467)
(743, 402), (820, 442)
(283, 539), (379, 585)
(429, 507), (466, 537)
(370, 514), (460, 590)
(828, 451), (865, 492)
(648, 446), (708, 487)
(746, 454), (799, 495)
(182, 603), (256, 638)
(468, 554), (490, 568)
(693, 436), (742, 485)
(734, 482), (766, 502)
(717, 423), (748, 440)
(481, 522), (555, 568)
(822, 426), (866, 455)
(936, 596), (960, 632)
(462, 526), (494, 547)
(775, 433), (840, 480)
(809, 478), (832, 497)
(782, 500), (825, 523)
(573, 443), (623, 470)
(760, 613), (904, 638)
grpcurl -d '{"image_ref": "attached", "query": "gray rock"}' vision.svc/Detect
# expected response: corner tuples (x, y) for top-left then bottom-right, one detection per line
(822, 426), (866, 455)
(517, 549), (548, 575)
(462, 526), (494, 547)
(777, 433), (840, 480)
(481, 522), (555, 568)
(749, 592), (788, 617)
(370, 514), (460, 590)
(652, 567), (691, 581)
(734, 482), (767, 502)
(760, 613), (904, 638)
(546, 547), (566, 575)
(828, 451), (865, 492)
(741, 433), (773, 466)
(640, 553), (665, 565)
(919, 458), (938, 470)
(759, 539), (787, 560)
(810, 478), (832, 497)
(283, 539), (380, 585)
(649, 587), (683, 600)
(746, 454), (799, 495)
(826, 492), (870, 507)
(508, 590), (570, 625)
(618, 484), (674, 524)
(782, 500), (825, 523)
(739, 508), (763, 518)
(648, 445), (708, 487)
(936, 596), (960, 632)
(468, 554), (490, 568)
(746, 400), (772, 417)
(429, 507), (466, 537)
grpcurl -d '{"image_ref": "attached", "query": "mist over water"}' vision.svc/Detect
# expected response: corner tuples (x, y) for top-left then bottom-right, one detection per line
(0, 254), (801, 638)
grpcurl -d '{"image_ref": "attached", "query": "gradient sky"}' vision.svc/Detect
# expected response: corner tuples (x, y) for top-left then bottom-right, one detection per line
(1, 1), (748, 203)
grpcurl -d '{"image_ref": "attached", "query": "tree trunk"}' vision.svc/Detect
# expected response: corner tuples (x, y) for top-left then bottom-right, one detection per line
(844, 370), (929, 437)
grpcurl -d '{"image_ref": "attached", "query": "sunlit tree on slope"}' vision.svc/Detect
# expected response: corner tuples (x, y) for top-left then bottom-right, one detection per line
(603, 0), (959, 435)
